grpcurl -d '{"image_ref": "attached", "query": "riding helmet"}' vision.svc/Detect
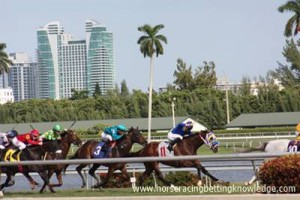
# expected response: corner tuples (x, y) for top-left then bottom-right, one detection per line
(6, 130), (18, 138)
(30, 129), (40, 137)
(53, 124), (62, 132)
(117, 124), (127, 132)
(185, 121), (193, 130)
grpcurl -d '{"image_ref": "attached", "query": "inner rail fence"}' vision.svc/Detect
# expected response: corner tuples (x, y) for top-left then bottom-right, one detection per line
(0, 152), (298, 167)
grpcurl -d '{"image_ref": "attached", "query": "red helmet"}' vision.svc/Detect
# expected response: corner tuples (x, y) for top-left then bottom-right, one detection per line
(30, 129), (40, 137)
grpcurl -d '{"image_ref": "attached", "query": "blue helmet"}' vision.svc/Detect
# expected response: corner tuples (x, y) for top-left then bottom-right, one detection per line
(116, 124), (127, 132)
(185, 121), (193, 130)
(7, 130), (18, 138)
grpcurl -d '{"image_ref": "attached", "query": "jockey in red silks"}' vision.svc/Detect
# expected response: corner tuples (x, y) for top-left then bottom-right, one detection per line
(17, 129), (43, 146)
(167, 121), (193, 152)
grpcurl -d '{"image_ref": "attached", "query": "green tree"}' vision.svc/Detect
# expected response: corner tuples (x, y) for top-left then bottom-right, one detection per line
(278, 0), (300, 37)
(194, 61), (217, 89)
(93, 82), (101, 97)
(137, 24), (167, 141)
(173, 58), (193, 90)
(0, 43), (12, 75)
(120, 80), (130, 96)
(70, 89), (89, 100)
(270, 39), (300, 88)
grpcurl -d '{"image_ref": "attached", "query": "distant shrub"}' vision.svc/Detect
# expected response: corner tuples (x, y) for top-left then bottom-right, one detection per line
(258, 154), (300, 193)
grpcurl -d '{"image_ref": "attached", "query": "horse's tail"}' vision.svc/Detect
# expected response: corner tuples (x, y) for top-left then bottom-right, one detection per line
(237, 142), (268, 153)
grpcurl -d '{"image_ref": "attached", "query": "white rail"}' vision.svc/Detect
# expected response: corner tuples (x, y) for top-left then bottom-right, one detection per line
(0, 152), (297, 167)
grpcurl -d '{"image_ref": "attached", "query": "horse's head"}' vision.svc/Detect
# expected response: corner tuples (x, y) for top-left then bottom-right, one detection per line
(127, 127), (147, 146)
(198, 130), (220, 153)
(61, 129), (82, 146)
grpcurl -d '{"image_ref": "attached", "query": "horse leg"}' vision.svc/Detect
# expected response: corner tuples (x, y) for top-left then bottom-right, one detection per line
(195, 163), (219, 186)
(0, 173), (14, 191)
(152, 163), (172, 186)
(245, 168), (259, 185)
(120, 165), (130, 181)
(52, 171), (63, 187)
(76, 164), (88, 188)
(40, 169), (54, 193)
(23, 172), (39, 190)
(89, 164), (101, 188)
(139, 163), (154, 187)
(38, 170), (55, 193)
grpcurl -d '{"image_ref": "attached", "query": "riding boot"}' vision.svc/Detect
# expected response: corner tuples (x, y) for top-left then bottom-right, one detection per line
(12, 149), (21, 158)
(167, 138), (181, 152)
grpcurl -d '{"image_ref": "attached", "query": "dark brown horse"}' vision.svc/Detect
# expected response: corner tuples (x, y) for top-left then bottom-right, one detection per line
(67, 127), (147, 188)
(127, 130), (222, 186)
(0, 141), (58, 194)
(39, 129), (82, 192)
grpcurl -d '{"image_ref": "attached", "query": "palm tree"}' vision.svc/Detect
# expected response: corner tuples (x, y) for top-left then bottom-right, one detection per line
(278, 0), (300, 37)
(137, 24), (167, 142)
(0, 43), (12, 75)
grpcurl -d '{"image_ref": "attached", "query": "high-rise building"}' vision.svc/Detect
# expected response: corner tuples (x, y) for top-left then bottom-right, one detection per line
(0, 87), (14, 104)
(36, 20), (115, 100)
(8, 53), (37, 101)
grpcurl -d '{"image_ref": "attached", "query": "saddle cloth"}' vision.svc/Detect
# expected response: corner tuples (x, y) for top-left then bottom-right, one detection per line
(288, 140), (300, 152)
(4, 149), (21, 162)
(158, 142), (174, 157)
(92, 141), (114, 159)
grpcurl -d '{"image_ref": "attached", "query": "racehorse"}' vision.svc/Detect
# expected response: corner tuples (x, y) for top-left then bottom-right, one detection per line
(38, 129), (82, 192)
(126, 130), (223, 187)
(66, 127), (147, 188)
(0, 141), (58, 193)
(239, 139), (293, 185)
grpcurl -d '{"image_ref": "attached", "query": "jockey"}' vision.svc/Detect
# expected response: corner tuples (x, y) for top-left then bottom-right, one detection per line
(0, 132), (9, 149)
(101, 124), (127, 152)
(295, 123), (300, 141)
(40, 124), (63, 153)
(17, 129), (43, 146)
(6, 129), (26, 154)
(167, 121), (193, 152)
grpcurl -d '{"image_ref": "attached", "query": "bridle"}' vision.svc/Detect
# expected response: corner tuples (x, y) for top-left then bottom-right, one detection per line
(199, 131), (219, 149)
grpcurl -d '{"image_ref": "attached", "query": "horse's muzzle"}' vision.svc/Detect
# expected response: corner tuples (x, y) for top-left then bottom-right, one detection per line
(211, 141), (219, 153)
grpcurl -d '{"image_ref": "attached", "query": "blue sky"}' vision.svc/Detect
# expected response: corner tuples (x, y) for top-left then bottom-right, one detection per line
(1, 0), (291, 91)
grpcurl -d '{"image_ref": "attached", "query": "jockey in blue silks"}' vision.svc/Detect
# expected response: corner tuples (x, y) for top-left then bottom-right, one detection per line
(101, 124), (127, 152)
(167, 121), (193, 152)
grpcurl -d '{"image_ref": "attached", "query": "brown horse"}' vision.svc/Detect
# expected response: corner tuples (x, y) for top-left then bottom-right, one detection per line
(67, 127), (147, 188)
(127, 130), (223, 186)
(39, 129), (82, 192)
(19, 129), (82, 192)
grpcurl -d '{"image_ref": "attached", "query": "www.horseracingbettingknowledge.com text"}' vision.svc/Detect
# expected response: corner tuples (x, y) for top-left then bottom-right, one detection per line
(132, 184), (297, 194)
